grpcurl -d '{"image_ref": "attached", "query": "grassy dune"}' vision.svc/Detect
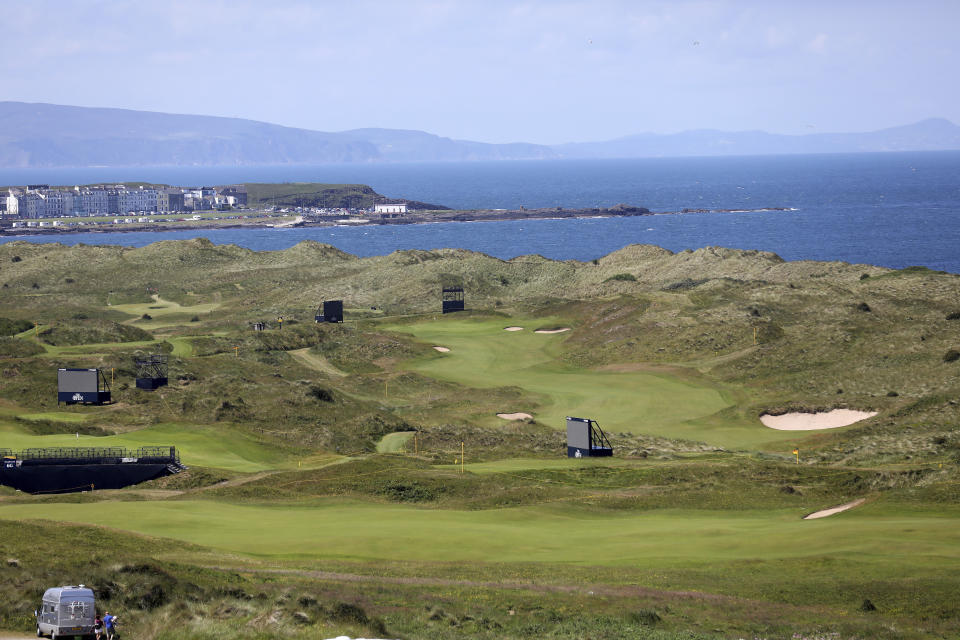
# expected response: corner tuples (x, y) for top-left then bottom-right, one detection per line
(0, 239), (959, 639)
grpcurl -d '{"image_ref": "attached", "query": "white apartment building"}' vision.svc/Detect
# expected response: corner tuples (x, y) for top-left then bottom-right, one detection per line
(117, 187), (158, 213)
(78, 188), (110, 214)
(375, 203), (407, 214)
(2, 193), (18, 216)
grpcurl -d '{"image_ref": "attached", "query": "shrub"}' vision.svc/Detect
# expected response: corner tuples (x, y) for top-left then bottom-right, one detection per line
(628, 609), (661, 626)
(946, 311), (960, 320)
(307, 385), (334, 402)
(190, 315), (200, 322)
(379, 481), (438, 502)
(10, 256), (21, 263)
(0, 318), (32, 337)
(141, 313), (152, 320)
(0, 337), (44, 358)
(604, 273), (637, 282)
(943, 349), (960, 363)
(860, 598), (877, 612)
(856, 302), (872, 312)
(329, 602), (369, 624)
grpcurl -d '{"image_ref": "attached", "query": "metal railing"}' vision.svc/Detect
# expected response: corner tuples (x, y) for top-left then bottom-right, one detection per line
(4, 446), (179, 465)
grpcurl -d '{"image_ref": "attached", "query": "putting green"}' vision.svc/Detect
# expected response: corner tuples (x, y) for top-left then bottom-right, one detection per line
(0, 422), (287, 472)
(385, 317), (753, 446)
(2, 499), (958, 569)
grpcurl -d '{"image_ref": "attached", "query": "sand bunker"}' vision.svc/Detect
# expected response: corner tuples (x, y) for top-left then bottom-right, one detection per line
(534, 327), (571, 334)
(432, 346), (450, 352)
(760, 409), (877, 430)
(497, 412), (533, 420)
(803, 498), (866, 520)
(504, 326), (524, 331)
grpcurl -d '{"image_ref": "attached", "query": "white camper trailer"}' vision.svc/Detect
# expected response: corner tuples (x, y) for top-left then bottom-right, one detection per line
(35, 585), (96, 639)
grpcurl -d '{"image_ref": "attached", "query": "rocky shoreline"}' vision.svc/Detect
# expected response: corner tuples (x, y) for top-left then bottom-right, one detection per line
(0, 205), (795, 237)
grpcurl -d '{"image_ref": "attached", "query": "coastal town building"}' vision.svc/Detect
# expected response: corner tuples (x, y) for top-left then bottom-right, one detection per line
(374, 203), (407, 214)
(4, 184), (248, 218)
(157, 189), (185, 212)
(0, 192), (16, 216)
(219, 186), (248, 206)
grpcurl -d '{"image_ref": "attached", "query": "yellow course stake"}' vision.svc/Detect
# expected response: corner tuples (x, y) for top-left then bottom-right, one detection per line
(234, 346), (239, 357)
(461, 441), (465, 474)
(793, 448), (800, 464)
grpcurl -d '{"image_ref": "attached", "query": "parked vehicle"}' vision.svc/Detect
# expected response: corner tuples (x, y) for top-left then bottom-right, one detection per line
(35, 585), (95, 639)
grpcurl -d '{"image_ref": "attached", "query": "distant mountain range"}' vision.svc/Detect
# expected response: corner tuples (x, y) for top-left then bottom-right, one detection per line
(1, 101), (958, 167)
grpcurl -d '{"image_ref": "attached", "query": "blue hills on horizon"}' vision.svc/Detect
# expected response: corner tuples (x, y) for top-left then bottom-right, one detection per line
(1, 101), (958, 167)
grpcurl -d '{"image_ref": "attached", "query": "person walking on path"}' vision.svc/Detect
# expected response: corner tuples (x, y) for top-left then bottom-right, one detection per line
(93, 615), (103, 640)
(103, 612), (117, 640)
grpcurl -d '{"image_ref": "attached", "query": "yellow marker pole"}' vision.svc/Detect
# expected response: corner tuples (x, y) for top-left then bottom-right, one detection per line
(461, 441), (464, 474)
(298, 460), (302, 468)
(793, 448), (799, 465)
(34, 322), (38, 337)
(111, 368), (114, 384)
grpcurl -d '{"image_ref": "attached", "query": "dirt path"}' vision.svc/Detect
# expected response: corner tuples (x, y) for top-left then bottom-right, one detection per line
(289, 348), (347, 377)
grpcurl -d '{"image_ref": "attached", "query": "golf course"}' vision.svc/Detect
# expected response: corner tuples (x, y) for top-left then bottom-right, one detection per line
(0, 238), (958, 639)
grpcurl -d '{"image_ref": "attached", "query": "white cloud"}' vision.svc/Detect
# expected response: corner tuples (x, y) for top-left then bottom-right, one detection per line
(806, 33), (828, 54)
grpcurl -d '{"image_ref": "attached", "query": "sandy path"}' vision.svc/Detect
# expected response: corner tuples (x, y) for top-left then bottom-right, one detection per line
(760, 409), (877, 430)
(289, 348), (348, 377)
(534, 327), (570, 334)
(504, 326), (524, 331)
(432, 346), (450, 352)
(497, 412), (533, 420)
(803, 498), (866, 520)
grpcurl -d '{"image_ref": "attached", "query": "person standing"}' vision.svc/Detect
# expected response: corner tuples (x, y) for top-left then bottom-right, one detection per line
(93, 615), (103, 640)
(103, 612), (118, 640)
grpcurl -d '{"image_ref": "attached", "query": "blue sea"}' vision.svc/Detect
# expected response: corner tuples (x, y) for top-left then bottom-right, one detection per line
(2, 152), (959, 272)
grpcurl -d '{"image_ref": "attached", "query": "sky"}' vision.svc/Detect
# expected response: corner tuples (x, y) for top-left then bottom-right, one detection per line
(2, 0), (958, 144)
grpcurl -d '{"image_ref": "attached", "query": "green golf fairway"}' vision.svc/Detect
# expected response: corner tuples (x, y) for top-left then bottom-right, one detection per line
(385, 316), (772, 447)
(2, 499), (957, 569)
